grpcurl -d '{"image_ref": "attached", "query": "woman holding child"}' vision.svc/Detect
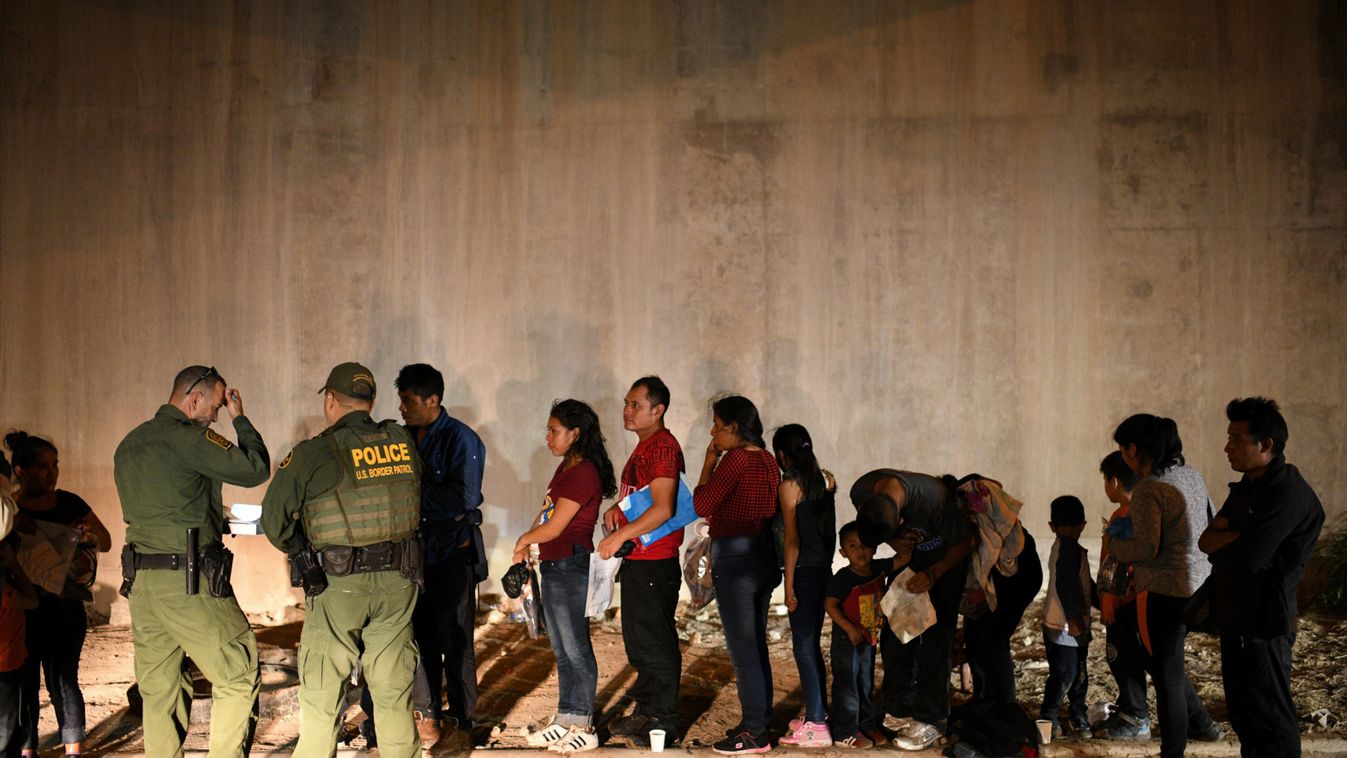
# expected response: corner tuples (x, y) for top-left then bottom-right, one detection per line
(1105, 414), (1223, 758)
(512, 400), (616, 754)
(693, 396), (781, 756)
(772, 425), (837, 749)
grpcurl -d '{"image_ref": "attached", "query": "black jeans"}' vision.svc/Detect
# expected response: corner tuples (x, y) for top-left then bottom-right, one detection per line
(711, 538), (779, 735)
(618, 557), (682, 728)
(413, 549), (479, 725)
(0, 666), (29, 756)
(788, 566), (830, 724)
(1142, 592), (1217, 758)
(22, 596), (87, 747)
(963, 538), (1041, 703)
(1040, 637), (1089, 724)
(1105, 601), (1149, 721)
(879, 557), (967, 731)
(829, 630), (877, 737)
(1221, 632), (1299, 758)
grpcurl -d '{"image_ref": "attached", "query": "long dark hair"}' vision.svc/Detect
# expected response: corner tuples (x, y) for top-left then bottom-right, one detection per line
(772, 423), (826, 500)
(711, 395), (766, 448)
(1112, 413), (1184, 476)
(4, 430), (57, 471)
(550, 399), (617, 498)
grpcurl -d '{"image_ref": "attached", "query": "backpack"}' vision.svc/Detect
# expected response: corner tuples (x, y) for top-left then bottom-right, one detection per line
(944, 700), (1040, 757)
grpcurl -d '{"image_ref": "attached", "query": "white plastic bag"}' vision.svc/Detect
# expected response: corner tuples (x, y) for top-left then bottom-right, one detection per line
(880, 569), (937, 643)
(584, 554), (623, 617)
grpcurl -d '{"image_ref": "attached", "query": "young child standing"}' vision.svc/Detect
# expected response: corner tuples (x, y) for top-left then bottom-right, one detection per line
(1095, 452), (1150, 739)
(1040, 495), (1095, 737)
(825, 522), (892, 749)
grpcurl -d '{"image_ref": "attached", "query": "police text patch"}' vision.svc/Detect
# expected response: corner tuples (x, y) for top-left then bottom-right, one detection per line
(205, 429), (234, 450)
(349, 442), (414, 481)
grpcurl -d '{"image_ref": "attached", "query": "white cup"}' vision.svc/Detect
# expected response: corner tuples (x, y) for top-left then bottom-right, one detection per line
(1035, 719), (1053, 745)
(648, 728), (667, 752)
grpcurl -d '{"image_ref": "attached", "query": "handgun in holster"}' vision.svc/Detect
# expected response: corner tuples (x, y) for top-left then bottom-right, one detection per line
(288, 524), (328, 598)
(119, 543), (137, 598)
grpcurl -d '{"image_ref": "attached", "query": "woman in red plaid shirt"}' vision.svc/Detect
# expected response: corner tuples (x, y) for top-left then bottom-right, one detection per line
(694, 395), (782, 755)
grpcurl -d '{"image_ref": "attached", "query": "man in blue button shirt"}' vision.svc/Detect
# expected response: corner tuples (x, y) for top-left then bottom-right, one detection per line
(397, 363), (487, 751)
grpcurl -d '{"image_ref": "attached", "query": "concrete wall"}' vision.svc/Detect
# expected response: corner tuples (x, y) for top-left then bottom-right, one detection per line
(2, 0), (1343, 618)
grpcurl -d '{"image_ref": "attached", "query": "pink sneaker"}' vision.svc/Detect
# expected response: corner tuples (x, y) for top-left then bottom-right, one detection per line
(778, 721), (833, 748)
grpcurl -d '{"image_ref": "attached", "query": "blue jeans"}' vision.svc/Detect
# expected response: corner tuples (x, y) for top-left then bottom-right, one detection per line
(23, 596), (87, 747)
(1041, 637), (1089, 724)
(829, 629), (877, 737)
(540, 552), (598, 720)
(788, 566), (830, 724)
(712, 537), (780, 734)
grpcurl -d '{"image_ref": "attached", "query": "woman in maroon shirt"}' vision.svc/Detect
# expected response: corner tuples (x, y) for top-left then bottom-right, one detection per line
(694, 395), (781, 755)
(512, 400), (615, 753)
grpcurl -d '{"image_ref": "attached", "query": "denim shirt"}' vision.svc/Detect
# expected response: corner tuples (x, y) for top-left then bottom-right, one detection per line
(411, 409), (486, 565)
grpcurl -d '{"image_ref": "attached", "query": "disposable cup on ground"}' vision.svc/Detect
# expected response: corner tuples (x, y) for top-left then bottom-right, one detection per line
(1035, 719), (1053, 745)
(649, 729), (666, 752)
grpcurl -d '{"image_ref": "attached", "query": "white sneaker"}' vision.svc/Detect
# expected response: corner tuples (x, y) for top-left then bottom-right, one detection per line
(549, 726), (600, 753)
(882, 714), (912, 732)
(527, 719), (571, 747)
(894, 721), (941, 751)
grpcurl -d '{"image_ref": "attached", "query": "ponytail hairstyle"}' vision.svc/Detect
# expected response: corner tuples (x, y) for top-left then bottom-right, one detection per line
(710, 395), (766, 448)
(1112, 413), (1184, 476)
(4, 430), (57, 471)
(549, 399), (617, 499)
(772, 423), (826, 501)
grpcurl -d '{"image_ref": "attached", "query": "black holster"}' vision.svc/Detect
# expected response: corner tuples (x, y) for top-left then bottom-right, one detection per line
(289, 534), (328, 598)
(399, 535), (424, 589)
(119, 543), (137, 598)
(201, 541), (235, 598)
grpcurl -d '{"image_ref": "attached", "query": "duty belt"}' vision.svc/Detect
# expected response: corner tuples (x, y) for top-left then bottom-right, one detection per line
(135, 552), (192, 570)
(319, 539), (414, 576)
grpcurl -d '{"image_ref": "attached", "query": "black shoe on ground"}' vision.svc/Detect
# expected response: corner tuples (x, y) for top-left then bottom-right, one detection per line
(713, 730), (772, 755)
(609, 712), (651, 737)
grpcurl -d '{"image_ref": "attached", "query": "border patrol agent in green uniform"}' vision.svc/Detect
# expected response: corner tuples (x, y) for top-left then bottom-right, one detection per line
(262, 362), (423, 758)
(113, 365), (271, 758)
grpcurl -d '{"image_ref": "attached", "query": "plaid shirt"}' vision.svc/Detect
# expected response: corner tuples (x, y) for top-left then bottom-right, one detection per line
(694, 447), (781, 538)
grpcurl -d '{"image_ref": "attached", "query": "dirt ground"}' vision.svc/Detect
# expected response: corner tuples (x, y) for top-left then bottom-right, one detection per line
(29, 595), (1347, 755)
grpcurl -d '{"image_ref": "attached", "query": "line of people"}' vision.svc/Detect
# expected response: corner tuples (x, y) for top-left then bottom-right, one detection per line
(512, 391), (1324, 758)
(0, 361), (1326, 758)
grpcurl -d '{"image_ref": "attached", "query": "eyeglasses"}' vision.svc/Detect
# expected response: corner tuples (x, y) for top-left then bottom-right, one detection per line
(184, 366), (218, 396)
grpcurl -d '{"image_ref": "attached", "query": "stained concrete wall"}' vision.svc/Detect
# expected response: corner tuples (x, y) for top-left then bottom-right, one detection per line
(1, 0), (1343, 618)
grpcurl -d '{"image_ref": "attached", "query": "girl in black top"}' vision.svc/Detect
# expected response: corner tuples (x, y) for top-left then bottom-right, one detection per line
(773, 425), (838, 748)
(8, 431), (111, 758)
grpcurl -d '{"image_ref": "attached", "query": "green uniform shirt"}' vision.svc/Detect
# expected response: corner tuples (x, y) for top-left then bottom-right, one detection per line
(114, 404), (271, 554)
(261, 411), (422, 552)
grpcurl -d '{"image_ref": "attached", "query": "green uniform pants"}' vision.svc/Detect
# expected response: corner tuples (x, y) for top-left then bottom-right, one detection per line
(129, 568), (260, 758)
(297, 571), (419, 758)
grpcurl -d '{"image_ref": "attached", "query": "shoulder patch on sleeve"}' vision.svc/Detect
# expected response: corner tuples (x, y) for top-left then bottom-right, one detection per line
(279, 449), (294, 469)
(205, 429), (234, 450)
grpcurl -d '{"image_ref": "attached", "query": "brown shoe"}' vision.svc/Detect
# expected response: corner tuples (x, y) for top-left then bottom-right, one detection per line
(414, 712), (442, 750)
